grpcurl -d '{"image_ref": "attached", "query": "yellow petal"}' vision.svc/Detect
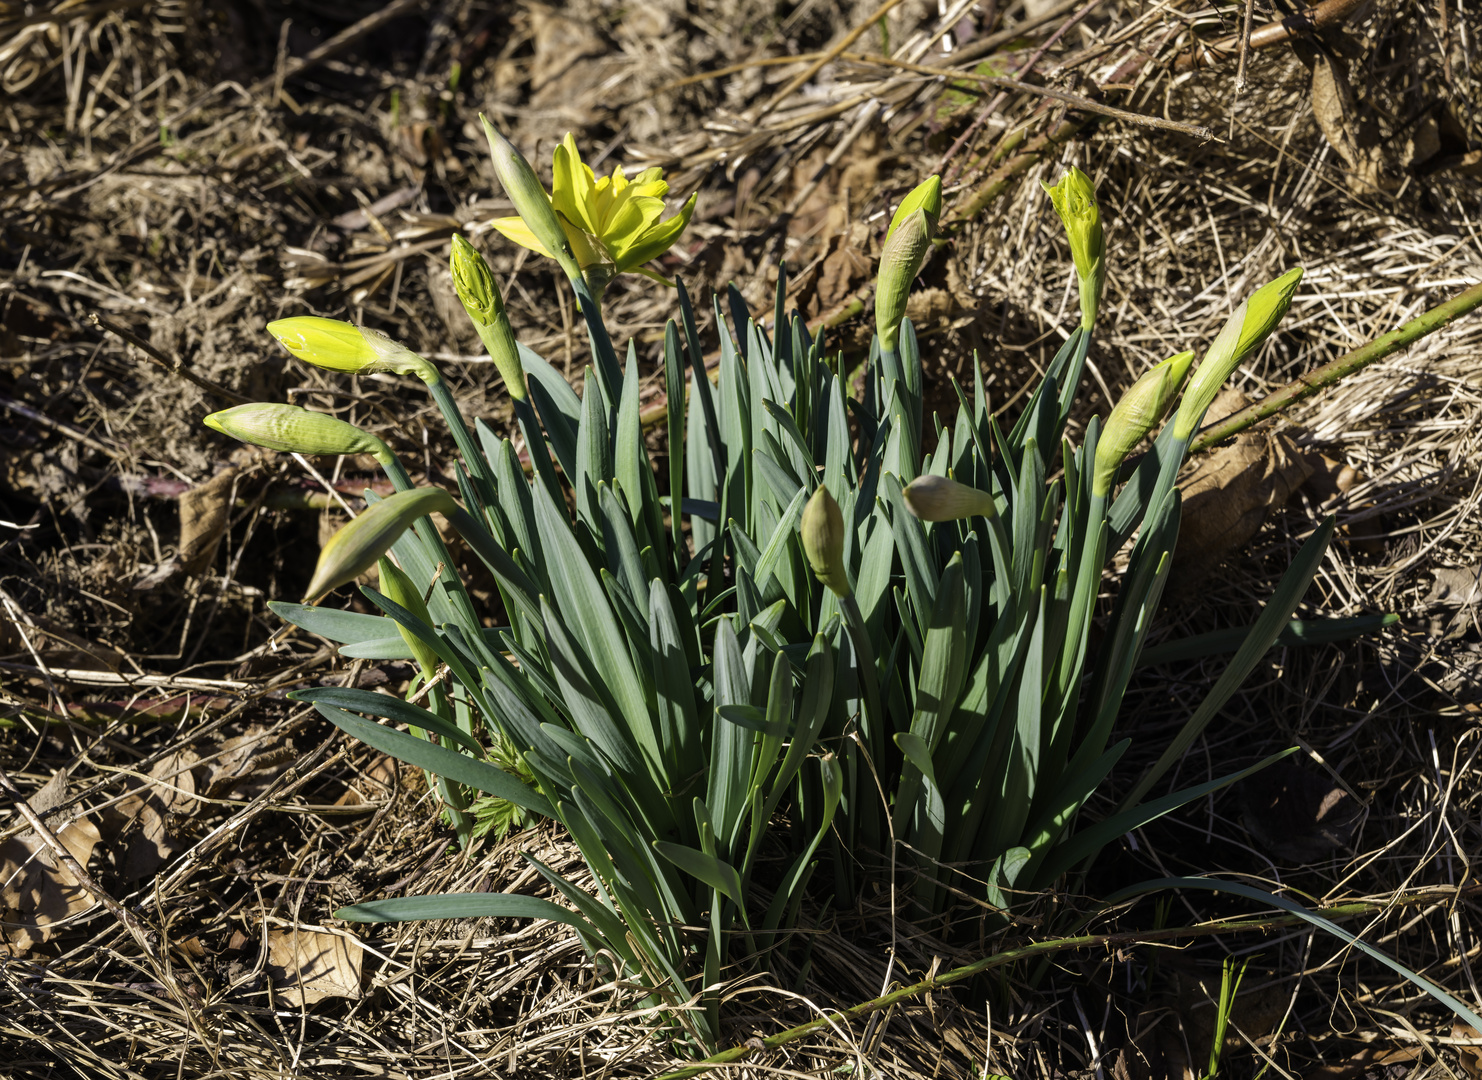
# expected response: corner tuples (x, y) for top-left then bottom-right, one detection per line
(559, 215), (605, 269)
(490, 215), (554, 259)
(615, 191), (697, 273)
(552, 133), (599, 235)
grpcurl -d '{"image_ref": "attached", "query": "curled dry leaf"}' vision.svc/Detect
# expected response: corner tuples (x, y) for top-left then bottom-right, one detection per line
(0, 773), (102, 953)
(266, 927), (363, 1005)
(1172, 389), (1316, 591)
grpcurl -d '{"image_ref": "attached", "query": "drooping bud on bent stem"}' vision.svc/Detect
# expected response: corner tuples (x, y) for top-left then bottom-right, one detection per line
(1174, 267), (1303, 439)
(1041, 167), (1105, 330)
(449, 235), (527, 401)
(801, 485), (850, 598)
(268, 316), (437, 381)
(205, 403), (392, 462)
(901, 475), (998, 522)
(1092, 350), (1195, 497)
(305, 487), (459, 601)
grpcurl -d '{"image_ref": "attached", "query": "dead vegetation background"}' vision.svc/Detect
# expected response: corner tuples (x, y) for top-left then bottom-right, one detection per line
(1, 0), (1481, 1075)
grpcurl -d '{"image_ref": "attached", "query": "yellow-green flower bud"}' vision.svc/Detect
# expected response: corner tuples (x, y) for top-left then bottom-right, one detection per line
(1041, 168), (1104, 329)
(305, 486), (458, 601)
(901, 475), (997, 522)
(450, 234), (503, 327)
(449, 235), (527, 401)
(876, 209), (932, 354)
(376, 556), (441, 677)
(267, 317), (435, 380)
(204, 403), (389, 459)
(801, 485), (850, 598)
(479, 114), (583, 284)
(1173, 267), (1303, 439)
(1091, 350), (1194, 497)
(886, 175), (942, 242)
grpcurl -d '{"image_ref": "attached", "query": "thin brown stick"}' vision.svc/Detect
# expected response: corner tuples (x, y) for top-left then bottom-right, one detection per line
(87, 312), (251, 405)
(1173, 0), (1368, 72)
(750, 0), (913, 123)
(855, 52), (1215, 138)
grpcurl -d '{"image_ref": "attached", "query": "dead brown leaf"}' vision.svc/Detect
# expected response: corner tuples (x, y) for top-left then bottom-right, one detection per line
(1453, 1024), (1482, 1080)
(178, 466), (238, 577)
(0, 812), (102, 953)
(111, 749), (202, 882)
(266, 927), (363, 1005)
(1172, 390), (1316, 591)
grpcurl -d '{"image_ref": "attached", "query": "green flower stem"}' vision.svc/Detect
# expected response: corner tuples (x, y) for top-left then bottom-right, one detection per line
(1059, 492), (1107, 697)
(417, 681), (474, 847)
(569, 274), (623, 406)
(423, 375), (498, 513)
(1190, 278), (1482, 453)
(513, 395), (564, 504)
(839, 593), (885, 775)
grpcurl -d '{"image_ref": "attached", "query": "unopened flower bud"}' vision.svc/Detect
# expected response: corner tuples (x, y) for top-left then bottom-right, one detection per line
(480, 115), (583, 284)
(1092, 351), (1194, 496)
(449, 235), (527, 400)
(1174, 267), (1303, 439)
(376, 556), (441, 677)
(801, 485), (850, 598)
(204, 403), (388, 459)
(306, 486), (459, 601)
(901, 475), (998, 522)
(886, 175), (942, 242)
(267, 316), (434, 380)
(876, 209), (932, 354)
(1041, 168), (1104, 329)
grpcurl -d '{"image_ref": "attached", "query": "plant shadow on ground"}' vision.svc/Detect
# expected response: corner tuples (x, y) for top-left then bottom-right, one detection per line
(2, 0), (1481, 1076)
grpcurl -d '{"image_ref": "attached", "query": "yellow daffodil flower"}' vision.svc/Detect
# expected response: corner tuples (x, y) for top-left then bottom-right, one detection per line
(489, 133), (697, 288)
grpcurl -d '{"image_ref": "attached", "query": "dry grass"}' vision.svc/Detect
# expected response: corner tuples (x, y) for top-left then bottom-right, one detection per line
(3, 0), (1481, 1075)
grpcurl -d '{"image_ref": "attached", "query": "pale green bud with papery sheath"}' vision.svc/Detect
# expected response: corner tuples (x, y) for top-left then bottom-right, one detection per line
(1041, 167), (1104, 329)
(305, 486), (459, 601)
(901, 475), (998, 522)
(1092, 350), (1194, 497)
(376, 556), (441, 677)
(449, 234), (527, 401)
(480, 114), (584, 285)
(801, 485), (850, 598)
(876, 209), (933, 354)
(205, 403), (389, 460)
(886, 174), (942, 242)
(267, 316), (436, 381)
(1173, 267), (1303, 439)
(876, 175), (943, 353)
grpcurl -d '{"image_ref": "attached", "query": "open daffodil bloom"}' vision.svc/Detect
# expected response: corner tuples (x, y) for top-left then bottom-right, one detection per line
(490, 133), (696, 291)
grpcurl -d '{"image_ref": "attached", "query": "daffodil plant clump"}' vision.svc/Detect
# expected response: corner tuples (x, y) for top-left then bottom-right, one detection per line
(206, 127), (1384, 1053)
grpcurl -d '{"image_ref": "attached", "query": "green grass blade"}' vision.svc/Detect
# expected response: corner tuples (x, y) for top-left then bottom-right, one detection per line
(1106, 877), (1482, 1034)
(1121, 517), (1336, 810)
